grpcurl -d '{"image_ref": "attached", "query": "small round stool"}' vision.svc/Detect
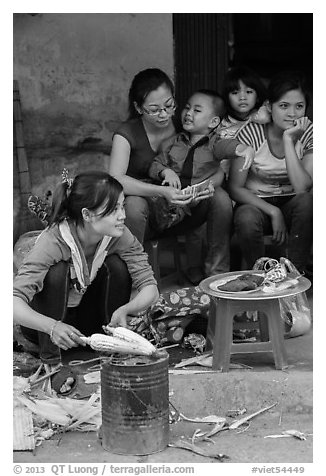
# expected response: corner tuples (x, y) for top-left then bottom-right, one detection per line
(200, 271), (311, 372)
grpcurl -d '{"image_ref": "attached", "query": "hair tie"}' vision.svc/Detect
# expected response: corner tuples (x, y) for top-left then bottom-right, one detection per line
(61, 168), (74, 189)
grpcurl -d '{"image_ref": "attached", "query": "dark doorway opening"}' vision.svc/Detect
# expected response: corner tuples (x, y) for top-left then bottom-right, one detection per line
(172, 13), (313, 123)
(231, 13), (313, 86)
(172, 13), (229, 131)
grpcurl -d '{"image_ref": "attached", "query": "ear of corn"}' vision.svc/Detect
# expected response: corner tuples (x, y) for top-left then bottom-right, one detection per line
(104, 326), (156, 353)
(80, 333), (156, 356)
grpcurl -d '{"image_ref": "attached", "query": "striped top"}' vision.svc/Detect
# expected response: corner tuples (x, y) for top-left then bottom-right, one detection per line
(236, 121), (313, 197)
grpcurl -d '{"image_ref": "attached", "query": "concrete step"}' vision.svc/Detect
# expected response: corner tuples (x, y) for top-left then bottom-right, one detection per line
(169, 370), (312, 416)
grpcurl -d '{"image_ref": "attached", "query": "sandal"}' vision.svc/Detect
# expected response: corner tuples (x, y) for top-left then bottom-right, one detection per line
(51, 364), (77, 396)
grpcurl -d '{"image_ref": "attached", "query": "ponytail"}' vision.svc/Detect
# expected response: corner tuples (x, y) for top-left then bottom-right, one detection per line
(48, 182), (71, 226)
(48, 171), (123, 227)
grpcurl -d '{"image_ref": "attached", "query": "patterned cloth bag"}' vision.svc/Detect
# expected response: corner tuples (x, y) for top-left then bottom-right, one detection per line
(129, 286), (211, 345)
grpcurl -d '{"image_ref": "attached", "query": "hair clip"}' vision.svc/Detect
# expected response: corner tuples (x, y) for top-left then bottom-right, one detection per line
(27, 195), (51, 225)
(61, 168), (74, 189)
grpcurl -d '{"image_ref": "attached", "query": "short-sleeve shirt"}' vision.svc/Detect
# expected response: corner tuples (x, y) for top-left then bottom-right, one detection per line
(237, 121), (313, 197)
(113, 118), (156, 180)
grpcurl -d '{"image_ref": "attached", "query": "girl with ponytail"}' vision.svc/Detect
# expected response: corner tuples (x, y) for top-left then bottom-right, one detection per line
(13, 170), (158, 394)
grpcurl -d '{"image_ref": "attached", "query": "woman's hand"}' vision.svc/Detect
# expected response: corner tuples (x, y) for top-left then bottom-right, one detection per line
(50, 321), (86, 351)
(110, 307), (129, 328)
(270, 208), (288, 245)
(162, 186), (194, 206)
(109, 285), (159, 329)
(283, 116), (310, 143)
(161, 169), (181, 189)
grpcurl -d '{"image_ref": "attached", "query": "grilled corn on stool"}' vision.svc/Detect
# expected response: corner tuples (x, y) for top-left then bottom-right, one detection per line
(200, 271), (311, 372)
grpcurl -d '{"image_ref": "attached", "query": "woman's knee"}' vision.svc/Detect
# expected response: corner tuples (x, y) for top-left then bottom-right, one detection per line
(104, 254), (132, 319)
(105, 254), (131, 285)
(289, 192), (313, 216)
(30, 261), (69, 319)
(234, 205), (264, 236)
(124, 196), (149, 241)
(125, 196), (148, 220)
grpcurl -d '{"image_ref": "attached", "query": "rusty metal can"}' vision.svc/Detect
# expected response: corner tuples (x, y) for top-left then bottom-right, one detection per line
(101, 351), (169, 455)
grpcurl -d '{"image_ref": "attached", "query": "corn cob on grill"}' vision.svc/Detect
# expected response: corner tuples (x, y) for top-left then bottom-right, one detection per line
(81, 326), (159, 357)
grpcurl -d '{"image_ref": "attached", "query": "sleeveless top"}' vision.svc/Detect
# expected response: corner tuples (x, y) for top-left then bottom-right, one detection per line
(113, 117), (156, 180)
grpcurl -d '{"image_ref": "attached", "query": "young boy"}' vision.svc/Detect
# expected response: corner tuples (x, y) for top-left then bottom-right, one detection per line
(148, 89), (254, 283)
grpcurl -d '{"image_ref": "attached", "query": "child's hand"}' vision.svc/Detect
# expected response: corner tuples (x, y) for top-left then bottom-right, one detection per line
(187, 182), (214, 206)
(251, 103), (271, 125)
(235, 144), (255, 171)
(161, 169), (181, 189)
(283, 116), (310, 143)
(195, 181), (215, 198)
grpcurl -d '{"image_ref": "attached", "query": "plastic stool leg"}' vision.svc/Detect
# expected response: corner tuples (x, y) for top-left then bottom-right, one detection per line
(265, 300), (288, 370)
(258, 312), (269, 341)
(211, 299), (233, 372)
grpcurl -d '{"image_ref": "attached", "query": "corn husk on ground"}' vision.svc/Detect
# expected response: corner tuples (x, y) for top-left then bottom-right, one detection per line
(14, 376), (101, 441)
(81, 326), (161, 357)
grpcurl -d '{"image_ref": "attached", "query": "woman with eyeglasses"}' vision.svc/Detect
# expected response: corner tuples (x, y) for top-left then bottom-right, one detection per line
(109, 68), (191, 243)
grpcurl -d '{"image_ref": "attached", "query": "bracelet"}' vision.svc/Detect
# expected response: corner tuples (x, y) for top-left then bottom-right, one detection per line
(49, 321), (59, 343)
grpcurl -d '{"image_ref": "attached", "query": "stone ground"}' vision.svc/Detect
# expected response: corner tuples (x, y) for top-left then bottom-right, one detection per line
(13, 247), (317, 470)
(13, 331), (314, 465)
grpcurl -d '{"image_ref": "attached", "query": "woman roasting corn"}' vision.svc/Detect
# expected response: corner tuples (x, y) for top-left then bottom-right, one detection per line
(13, 170), (159, 394)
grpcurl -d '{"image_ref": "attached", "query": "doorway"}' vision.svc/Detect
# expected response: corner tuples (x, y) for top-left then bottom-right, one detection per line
(172, 13), (313, 121)
(172, 13), (229, 129)
(231, 13), (313, 84)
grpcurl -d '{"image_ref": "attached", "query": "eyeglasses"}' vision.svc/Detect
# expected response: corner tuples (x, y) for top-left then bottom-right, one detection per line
(142, 100), (176, 116)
